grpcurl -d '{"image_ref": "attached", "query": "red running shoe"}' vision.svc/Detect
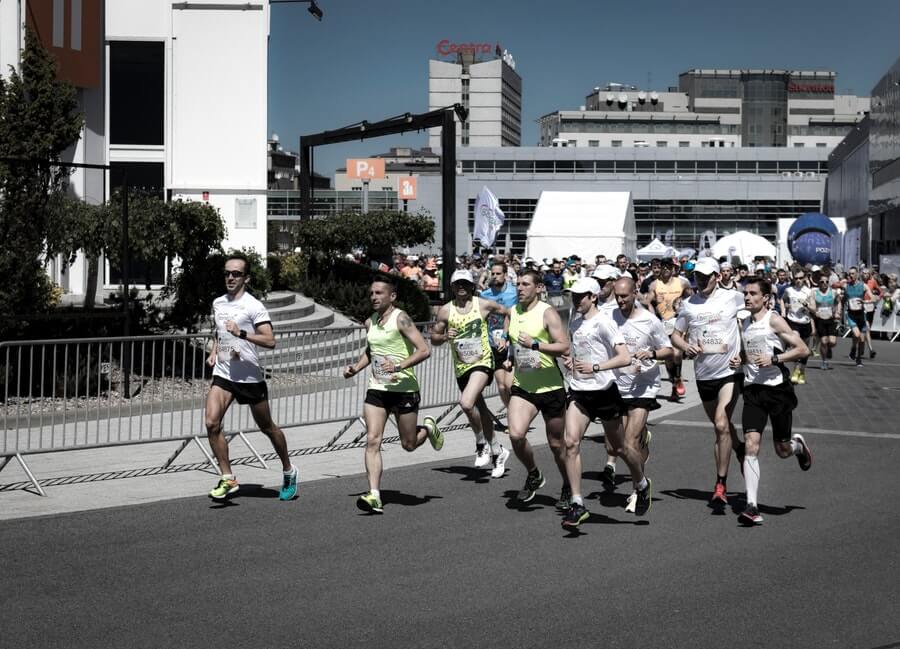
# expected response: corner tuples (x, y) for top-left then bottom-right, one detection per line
(674, 378), (686, 396)
(710, 482), (728, 505)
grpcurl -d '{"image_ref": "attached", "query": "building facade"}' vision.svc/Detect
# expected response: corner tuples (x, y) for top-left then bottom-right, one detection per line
(428, 43), (521, 149)
(539, 70), (868, 151)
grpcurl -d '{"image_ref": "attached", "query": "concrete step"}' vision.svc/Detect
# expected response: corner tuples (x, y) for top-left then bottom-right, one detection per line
(262, 292), (297, 310)
(268, 299), (316, 322)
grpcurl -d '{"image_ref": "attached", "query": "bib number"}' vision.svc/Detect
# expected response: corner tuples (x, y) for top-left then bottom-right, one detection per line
(695, 326), (727, 354)
(371, 355), (397, 384)
(455, 337), (483, 364)
(848, 297), (863, 311)
(864, 301), (876, 313)
(816, 306), (833, 320)
(744, 334), (767, 361)
(573, 343), (594, 380)
(217, 336), (240, 362)
(514, 345), (541, 372)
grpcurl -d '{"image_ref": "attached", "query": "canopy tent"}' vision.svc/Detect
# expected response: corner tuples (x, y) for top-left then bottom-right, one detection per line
(636, 238), (677, 260)
(525, 191), (636, 262)
(676, 247), (697, 259)
(711, 231), (777, 265)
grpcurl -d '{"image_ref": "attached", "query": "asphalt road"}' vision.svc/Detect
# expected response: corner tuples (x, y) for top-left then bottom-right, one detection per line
(2, 408), (899, 649)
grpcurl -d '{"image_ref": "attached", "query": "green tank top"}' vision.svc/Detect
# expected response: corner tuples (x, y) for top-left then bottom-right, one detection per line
(509, 301), (564, 394)
(367, 309), (419, 392)
(448, 297), (492, 377)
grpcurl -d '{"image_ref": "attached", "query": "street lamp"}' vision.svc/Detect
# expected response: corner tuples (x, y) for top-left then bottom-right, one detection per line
(269, 0), (324, 20)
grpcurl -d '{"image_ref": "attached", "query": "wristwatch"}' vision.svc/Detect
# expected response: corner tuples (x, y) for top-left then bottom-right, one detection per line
(592, 363), (601, 373)
(531, 340), (540, 351)
(771, 353), (780, 364)
(239, 329), (247, 339)
(650, 349), (657, 360)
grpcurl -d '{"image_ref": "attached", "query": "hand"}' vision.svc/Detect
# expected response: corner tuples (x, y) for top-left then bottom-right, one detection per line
(225, 319), (239, 336)
(495, 337), (508, 352)
(573, 359), (594, 374)
(634, 349), (654, 361)
(502, 359), (513, 371)
(562, 354), (573, 371)
(206, 353), (216, 368)
(343, 365), (356, 379)
(729, 355), (743, 369)
(753, 354), (774, 368)
(380, 357), (399, 374)
(683, 344), (703, 359)
(447, 327), (459, 340)
(517, 333), (534, 348)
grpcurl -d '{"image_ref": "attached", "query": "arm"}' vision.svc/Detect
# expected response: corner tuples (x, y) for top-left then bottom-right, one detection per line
(600, 342), (631, 371)
(516, 307), (570, 357)
(394, 311), (431, 370)
(481, 298), (510, 351)
(206, 334), (218, 367)
(224, 319), (276, 349)
(754, 313), (810, 367)
(343, 322), (372, 378)
(429, 304), (452, 346)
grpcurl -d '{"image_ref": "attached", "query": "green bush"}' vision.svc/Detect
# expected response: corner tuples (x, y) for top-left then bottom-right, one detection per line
(268, 252), (307, 291)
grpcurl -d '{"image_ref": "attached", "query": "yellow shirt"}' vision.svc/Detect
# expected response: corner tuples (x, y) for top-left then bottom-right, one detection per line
(509, 301), (564, 394)
(447, 297), (493, 378)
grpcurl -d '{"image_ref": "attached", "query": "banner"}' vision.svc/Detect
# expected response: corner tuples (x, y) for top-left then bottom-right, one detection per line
(473, 185), (505, 248)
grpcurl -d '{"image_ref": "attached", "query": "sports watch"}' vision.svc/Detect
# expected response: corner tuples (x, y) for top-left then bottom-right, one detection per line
(239, 329), (248, 339)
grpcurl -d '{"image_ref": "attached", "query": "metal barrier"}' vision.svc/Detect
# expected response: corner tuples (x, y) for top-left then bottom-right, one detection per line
(0, 324), (499, 494)
(840, 299), (900, 342)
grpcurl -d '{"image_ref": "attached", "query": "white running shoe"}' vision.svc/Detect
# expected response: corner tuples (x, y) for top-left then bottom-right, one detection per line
(474, 444), (492, 469)
(490, 446), (510, 479)
(625, 491), (638, 513)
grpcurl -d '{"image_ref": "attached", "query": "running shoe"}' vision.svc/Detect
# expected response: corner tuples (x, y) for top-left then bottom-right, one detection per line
(640, 429), (652, 464)
(674, 378), (686, 397)
(555, 485), (572, 510)
(792, 434), (813, 471)
(790, 367), (801, 384)
(710, 482), (728, 505)
(849, 348), (856, 360)
(797, 371), (806, 385)
(490, 446), (510, 479)
(600, 464), (616, 490)
(474, 443), (492, 469)
(423, 416), (443, 451)
(635, 479), (652, 516)
(356, 491), (383, 514)
(856, 358), (864, 368)
(870, 350), (877, 359)
(625, 491), (637, 513)
(516, 470), (545, 503)
(278, 466), (299, 501)
(561, 503), (590, 529)
(209, 476), (239, 500)
(820, 360), (828, 371)
(738, 504), (764, 526)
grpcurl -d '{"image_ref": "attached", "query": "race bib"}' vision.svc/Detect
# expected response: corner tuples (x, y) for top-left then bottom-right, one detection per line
(694, 324), (727, 354)
(514, 345), (541, 372)
(455, 337), (483, 364)
(816, 306), (834, 320)
(217, 335), (241, 363)
(864, 302), (876, 313)
(744, 334), (768, 361)
(663, 318), (676, 336)
(573, 342), (594, 380)
(371, 354), (397, 384)
(848, 297), (863, 310)
(491, 329), (506, 347)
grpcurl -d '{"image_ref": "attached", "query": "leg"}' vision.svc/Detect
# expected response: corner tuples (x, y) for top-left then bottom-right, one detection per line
(249, 399), (292, 471)
(394, 409), (428, 451)
(563, 404), (592, 502)
(507, 396), (539, 472)
(495, 368), (512, 409)
(204, 385), (235, 475)
(458, 371), (493, 444)
(544, 410), (567, 483)
(701, 381), (740, 480)
(362, 404), (389, 491)
(605, 417), (642, 486)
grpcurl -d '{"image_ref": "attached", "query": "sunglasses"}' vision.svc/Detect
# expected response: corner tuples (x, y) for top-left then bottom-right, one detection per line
(223, 270), (245, 278)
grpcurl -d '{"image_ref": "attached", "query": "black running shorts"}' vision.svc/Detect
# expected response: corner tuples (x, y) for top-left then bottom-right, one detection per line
(492, 347), (511, 372)
(742, 382), (798, 442)
(621, 397), (661, 412)
(364, 389), (421, 415)
(567, 385), (626, 422)
(814, 317), (838, 338)
(510, 385), (566, 419)
(695, 373), (743, 403)
(211, 376), (268, 405)
(787, 320), (812, 340)
(456, 366), (494, 391)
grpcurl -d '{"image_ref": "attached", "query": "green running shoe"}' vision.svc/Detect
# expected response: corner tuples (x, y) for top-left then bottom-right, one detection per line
(516, 470), (545, 503)
(555, 485), (572, 510)
(600, 464), (616, 490)
(279, 466), (299, 501)
(356, 491), (383, 514)
(424, 416), (443, 451)
(209, 476), (239, 500)
(561, 503), (590, 529)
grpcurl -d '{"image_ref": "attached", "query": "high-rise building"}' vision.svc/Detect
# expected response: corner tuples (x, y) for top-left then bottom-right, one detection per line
(539, 69), (868, 150)
(428, 41), (521, 149)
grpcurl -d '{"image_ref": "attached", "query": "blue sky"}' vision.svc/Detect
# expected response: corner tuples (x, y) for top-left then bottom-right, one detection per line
(268, 0), (900, 180)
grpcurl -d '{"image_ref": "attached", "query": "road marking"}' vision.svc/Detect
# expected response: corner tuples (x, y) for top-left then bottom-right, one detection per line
(658, 420), (900, 440)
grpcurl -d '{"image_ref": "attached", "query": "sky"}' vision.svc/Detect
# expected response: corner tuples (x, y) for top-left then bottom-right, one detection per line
(268, 0), (900, 181)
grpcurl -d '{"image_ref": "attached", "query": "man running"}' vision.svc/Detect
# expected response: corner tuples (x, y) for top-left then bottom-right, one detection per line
(646, 259), (691, 399)
(780, 270), (814, 385)
(205, 253), (298, 501)
(844, 267), (875, 368)
(734, 278), (813, 525)
(671, 257), (744, 507)
(343, 276), (443, 514)
(481, 261), (519, 413)
(503, 270), (571, 505)
(612, 276), (674, 516)
(813, 275), (840, 370)
(559, 277), (632, 529)
(432, 269), (511, 478)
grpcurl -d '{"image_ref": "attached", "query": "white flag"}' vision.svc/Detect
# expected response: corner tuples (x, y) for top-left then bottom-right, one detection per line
(472, 185), (505, 248)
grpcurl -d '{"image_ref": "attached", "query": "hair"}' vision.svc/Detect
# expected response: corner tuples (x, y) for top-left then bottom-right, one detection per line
(616, 254), (628, 262)
(371, 274), (398, 293)
(491, 261), (508, 274)
(225, 252), (250, 273)
(745, 277), (772, 295)
(519, 269), (544, 285)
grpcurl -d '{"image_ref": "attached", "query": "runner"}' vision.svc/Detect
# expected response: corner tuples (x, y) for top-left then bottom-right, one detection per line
(843, 267), (875, 368)
(861, 268), (882, 359)
(343, 276), (444, 514)
(503, 269), (571, 505)
(611, 276), (673, 517)
(560, 277), (632, 529)
(431, 269), (511, 479)
(646, 259), (691, 400)
(734, 278), (813, 525)
(671, 257), (744, 507)
(813, 275), (840, 370)
(718, 262), (738, 291)
(481, 261), (518, 412)
(205, 253), (299, 501)
(779, 270), (814, 385)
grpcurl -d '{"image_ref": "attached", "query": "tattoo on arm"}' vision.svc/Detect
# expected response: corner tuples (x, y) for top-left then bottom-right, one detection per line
(398, 314), (413, 329)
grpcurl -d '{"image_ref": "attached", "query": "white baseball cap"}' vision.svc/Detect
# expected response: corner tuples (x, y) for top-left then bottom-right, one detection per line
(693, 257), (720, 275)
(811, 264), (821, 272)
(450, 269), (475, 285)
(570, 277), (601, 295)
(591, 265), (620, 281)
(720, 261), (733, 270)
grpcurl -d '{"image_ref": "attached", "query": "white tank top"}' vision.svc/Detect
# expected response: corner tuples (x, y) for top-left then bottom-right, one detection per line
(741, 310), (784, 386)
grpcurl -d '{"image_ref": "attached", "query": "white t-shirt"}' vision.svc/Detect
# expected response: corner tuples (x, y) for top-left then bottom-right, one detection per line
(568, 311), (625, 391)
(212, 292), (272, 383)
(741, 310), (785, 387)
(675, 288), (744, 381)
(783, 286), (812, 324)
(613, 308), (672, 399)
(598, 297), (618, 317)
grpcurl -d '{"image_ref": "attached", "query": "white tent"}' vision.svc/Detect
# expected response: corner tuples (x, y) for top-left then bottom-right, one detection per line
(711, 231), (777, 265)
(525, 191), (636, 261)
(636, 238), (677, 260)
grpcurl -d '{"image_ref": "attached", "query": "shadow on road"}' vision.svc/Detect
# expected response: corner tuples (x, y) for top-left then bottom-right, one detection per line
(432, 465), (490, 483)
(660, 488), (806, 518)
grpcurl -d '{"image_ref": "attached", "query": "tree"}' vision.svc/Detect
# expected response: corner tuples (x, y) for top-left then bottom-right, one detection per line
(295, 210), (435, 262)
(0, 28), (84, 326)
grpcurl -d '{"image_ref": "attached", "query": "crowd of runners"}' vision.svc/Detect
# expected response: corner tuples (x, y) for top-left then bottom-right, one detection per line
(202, 250), (897, 529)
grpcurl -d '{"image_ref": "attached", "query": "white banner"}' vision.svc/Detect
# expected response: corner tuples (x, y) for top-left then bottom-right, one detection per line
(473, 185), (505, 248)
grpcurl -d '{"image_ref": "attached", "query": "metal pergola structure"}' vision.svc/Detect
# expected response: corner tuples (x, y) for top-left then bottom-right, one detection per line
(299, 104), (468, 298)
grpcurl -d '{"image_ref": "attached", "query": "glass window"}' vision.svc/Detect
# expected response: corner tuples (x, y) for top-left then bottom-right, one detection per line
(494, 160), (514, 172)
(656, 141), (668, 147)
(777, 161), (798, 172)
(535, 160), (555, 173)
(596, 160), (614, 172)
(461, 160), (475, 173)
(676, 160), (696, 173)
(816, 142), (828, 148)
(656, 160), (675, 173)
(588, 140), (600, 147)
(575, 160), (594, 173)
(615, 160), (635, 173)
(556, 160), (575, 172)
(697, 161), (716, 173)
(678, 141), (690, 148)
(636, 160), (655, 173)
(515, 160), (534, 173)
(611, 140), (623, 147)
(110, 42), (164, 145)
(798, 161), (819, 171)
(475, 161), (494, 173)
(717, 161), (737, 173)
(738, 161), (757, 173)
(758, 161), (778, 172)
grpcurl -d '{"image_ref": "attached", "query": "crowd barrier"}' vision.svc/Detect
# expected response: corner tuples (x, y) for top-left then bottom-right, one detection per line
(842, 299), (900, 341)
(0, 324), (496, 495)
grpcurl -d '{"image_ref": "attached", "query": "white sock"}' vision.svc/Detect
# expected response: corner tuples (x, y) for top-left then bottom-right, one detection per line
(475, 432), (486, 446)
(283, 465), (296, 476)
(490, 439), (502, 455)
(606, 460), (616, 470)
(571, 494), (584, 506)
(743, 456), (760, 506)
(370, 489), (380, 499)
(222, 473), (234, 480)
(635, 477), (648, 492)
(790, 439), (802, 455)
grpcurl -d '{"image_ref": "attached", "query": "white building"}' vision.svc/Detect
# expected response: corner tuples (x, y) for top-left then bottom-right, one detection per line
(0, 0), (269, 295)
(539, 70), (869, 151)
(428, 43), (522, 149)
